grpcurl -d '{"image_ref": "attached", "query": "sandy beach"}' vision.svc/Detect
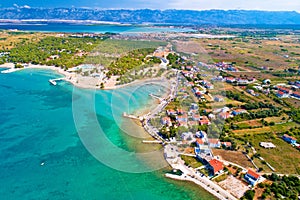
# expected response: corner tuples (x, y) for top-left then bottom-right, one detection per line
(0, 63), (167, 90)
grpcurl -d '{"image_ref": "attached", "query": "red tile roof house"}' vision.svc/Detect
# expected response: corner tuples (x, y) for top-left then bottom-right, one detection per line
(244, 169), (262, 186)
(199, 116), (211, 125)
(221, 142), (232, 148)
(218, 112), (232, 120)
(208, 159), (224, 175)
(282, 134), (297, 145)
(181, 70), (189, 75)
(205, 83), (214, 89)
(276, 91), (290, 98)
(185, 66), (193, 71)
(291, 91), (300, 99)
(180, 87), (187, 92)
(277, 86), (292, 94)
(196, 138), (205, 147)
(192, 87), (200, 93)
(195, 91), (203, 98)
(161, 117), (172, 126)
(166, 109), (177, 116)
(214, 95), (224, 102)
(225, 77), (236, 83)
(208, 138), (221, 148)
(176, 108), (185, 115)
(192, 114), (201, 121)
(186, 82), (195, 87)
(183, 93), (189, 99)
(176, 114), (188, 122)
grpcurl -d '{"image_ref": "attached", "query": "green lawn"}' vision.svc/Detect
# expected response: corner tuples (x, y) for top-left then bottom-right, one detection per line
(213, 173), (228, 183)
(181, 155), (203, 168)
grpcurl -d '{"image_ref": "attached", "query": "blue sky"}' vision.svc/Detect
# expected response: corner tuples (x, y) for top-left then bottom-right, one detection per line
(1, 0), (300, 12)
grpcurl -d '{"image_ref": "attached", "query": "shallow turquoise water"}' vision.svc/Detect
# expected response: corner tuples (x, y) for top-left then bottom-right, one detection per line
(0, 68), (215, 200)
(0, 23), (195, 33)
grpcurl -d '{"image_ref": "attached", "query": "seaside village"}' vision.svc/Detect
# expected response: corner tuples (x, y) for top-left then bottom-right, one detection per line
(1, 35), (299, 199)
(131, 50), (300, 199)
(153, 65), (264, 199)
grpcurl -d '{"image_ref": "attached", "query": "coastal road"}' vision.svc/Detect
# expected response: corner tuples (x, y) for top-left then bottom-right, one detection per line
(141, 71), (179, 142)
(165, 145), (237, 200)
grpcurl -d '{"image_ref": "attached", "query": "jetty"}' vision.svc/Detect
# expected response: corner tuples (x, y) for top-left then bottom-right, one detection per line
(142, 140), (162, 144)
(49, 78), (65, 86)
(149, 93), (163, 101)
(122, 112), (143, 121)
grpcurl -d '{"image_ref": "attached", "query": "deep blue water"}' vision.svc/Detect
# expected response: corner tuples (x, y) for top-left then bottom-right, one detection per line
(0, 68), (215, 200)
(0, 23), (195, 33)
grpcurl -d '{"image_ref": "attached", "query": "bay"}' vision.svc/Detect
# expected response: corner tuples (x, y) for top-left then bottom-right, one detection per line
(0, 68), (216, 200)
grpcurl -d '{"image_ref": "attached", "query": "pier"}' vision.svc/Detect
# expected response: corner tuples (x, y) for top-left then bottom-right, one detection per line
(49, 78), (65, 86)
(149, 93), (163, 101)
(122, 112), (143, 121)
(142, 140), (162, 144)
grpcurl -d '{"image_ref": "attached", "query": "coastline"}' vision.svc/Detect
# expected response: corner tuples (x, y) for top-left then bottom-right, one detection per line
(0, 63), (166, 90)
(0, 62), (221, 199)
(0, 19), (125, 25)
(0, 67), (218, 200)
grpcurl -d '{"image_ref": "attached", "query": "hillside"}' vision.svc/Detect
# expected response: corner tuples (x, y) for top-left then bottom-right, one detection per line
(1, 8), (300, 25)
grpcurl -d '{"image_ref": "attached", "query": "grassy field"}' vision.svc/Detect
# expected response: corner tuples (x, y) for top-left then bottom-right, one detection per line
(193, 36), (300, 72)
(212, 149), (254, 168)
(264, 114), (289, 123)
(212, 173), (228, 183)
(245, 133), (300, 174)
(236, 119), (263, 128)
(207, 97), (245, 108)
(0, 31), (54, 50)
(180, 155), (203, 168)
(232, 122), (299, 135)
(284, 98), (300, 109)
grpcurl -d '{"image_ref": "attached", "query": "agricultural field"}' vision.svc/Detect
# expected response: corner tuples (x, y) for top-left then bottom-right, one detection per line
(193, 36), (300, 72)
(232, 122), (299, 135)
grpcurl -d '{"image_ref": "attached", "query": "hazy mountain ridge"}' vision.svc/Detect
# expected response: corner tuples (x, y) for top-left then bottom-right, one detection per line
(1, 8), (300, 25)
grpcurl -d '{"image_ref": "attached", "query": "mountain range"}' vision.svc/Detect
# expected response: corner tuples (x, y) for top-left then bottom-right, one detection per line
(1, 8), (300, 25)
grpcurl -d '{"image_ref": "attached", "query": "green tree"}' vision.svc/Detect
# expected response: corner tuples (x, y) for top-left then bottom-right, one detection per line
(243, 190), (255, 200)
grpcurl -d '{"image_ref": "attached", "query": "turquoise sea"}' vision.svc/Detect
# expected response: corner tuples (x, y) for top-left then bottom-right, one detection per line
(0, 23), (195, 33)
(0, 68), (216, 200)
